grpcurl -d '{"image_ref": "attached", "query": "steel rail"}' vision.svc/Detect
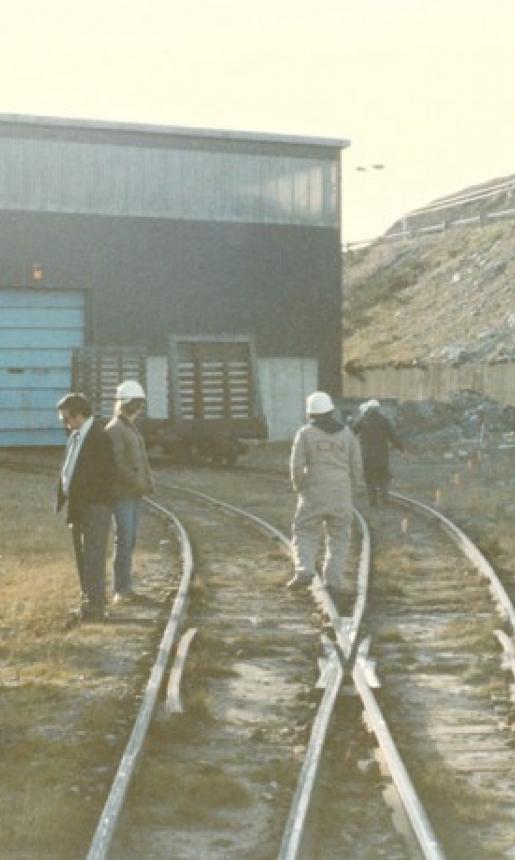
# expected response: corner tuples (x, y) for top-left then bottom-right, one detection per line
(278, 508), (370, 860)
(2, 461), (444, 858)
(86, 499), (193, 860)
(277, 656), (343, 860)
(165, 626), (198, 714)
(351, 666), (446, 860)
(163, 480), (444, 860)
(316, 509), (446, 860)
(390, 491), (515, 632)
(157, 482), (291, 549)
(359, 486), (515, 858)
(160, 480), (363, 857)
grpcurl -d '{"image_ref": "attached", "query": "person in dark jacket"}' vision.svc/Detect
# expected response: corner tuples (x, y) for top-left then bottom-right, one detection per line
(56, 393), (115, 622)
(353, 399), (405, 506)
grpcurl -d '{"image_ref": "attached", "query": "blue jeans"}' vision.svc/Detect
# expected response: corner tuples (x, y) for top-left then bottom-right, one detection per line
(112, 499), (142, 594)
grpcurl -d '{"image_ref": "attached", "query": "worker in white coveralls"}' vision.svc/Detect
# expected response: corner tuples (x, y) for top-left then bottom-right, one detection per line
(287, 391), (362, 604)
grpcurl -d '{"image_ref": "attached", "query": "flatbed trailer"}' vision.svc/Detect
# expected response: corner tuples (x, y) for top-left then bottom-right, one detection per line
(72, 335), (267, 464)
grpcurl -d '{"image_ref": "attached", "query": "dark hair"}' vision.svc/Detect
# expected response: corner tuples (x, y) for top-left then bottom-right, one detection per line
(56, 393), (93, 418)
(119, 398), (145, 417)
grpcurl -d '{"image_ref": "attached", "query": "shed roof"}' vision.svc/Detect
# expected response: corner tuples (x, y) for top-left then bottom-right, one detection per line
(0, 112), (350, 152)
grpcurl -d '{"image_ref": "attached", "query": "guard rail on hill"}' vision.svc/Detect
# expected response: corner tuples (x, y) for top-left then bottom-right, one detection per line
(344, 177), (515, 251)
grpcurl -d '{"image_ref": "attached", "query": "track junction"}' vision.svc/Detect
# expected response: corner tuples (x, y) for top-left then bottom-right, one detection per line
(2, 452), (515, 858)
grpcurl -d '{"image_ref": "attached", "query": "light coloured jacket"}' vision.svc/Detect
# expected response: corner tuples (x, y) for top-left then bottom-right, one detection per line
(105, 414), (155, 499)
(290, 422), (362, 503)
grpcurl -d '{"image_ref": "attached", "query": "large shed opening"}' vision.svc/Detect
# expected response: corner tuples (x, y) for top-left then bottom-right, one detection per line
(0, 289), (84, 446)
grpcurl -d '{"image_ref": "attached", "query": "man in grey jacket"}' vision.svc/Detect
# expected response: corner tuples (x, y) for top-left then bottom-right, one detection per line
(105, 380), (155, 603)
(287, 391), (362, 601)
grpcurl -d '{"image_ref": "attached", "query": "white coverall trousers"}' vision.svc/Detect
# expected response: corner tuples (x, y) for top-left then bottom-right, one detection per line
(291, 489), (353, 592)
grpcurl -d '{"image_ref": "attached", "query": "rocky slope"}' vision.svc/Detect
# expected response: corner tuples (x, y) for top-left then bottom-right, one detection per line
(343, 177), (515, 373)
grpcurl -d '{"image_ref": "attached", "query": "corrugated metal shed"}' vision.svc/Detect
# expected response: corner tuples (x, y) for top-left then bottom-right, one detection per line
(0, 114), (347, 228)
(0, 113), (349, 150)
(0, 113), (348, 446)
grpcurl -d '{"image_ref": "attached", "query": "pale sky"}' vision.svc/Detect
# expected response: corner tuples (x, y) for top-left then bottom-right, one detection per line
(1, 0), (514, 241)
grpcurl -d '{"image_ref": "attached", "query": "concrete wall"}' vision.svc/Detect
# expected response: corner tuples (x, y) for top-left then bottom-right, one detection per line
(343, 362), (515, 405)
(258, 357), (318, 441)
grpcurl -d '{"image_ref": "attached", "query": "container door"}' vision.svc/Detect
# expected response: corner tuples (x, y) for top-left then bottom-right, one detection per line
(171, 338), (253, 423)
(0, 289), (85, 446)
(71, 347), (147, 419)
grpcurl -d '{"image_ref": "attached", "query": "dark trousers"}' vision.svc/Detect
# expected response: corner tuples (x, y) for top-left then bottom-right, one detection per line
(364, 462), (390, 506)
(71, 503), (112, 611)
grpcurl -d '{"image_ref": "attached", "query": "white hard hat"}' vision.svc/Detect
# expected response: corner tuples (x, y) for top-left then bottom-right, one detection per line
(367, 399), (380, 410)
(116, 380), (146, 401)
(306, 391), (334, 415)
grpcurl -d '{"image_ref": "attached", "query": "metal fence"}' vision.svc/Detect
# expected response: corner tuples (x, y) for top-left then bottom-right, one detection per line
(344, 176), (515, 251)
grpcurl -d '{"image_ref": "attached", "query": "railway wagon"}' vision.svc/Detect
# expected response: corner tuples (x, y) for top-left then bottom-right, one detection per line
(72, 336), (267, 464)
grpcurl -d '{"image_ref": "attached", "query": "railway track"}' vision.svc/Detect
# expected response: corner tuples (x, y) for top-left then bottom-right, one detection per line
(5, 453), (515, 857)
(147, 477), (440, 860)
(70, 470), (421, 860)
(195, 465), (515, 857)
(98, 481), (390, 860)
(365, 491), (515, 858)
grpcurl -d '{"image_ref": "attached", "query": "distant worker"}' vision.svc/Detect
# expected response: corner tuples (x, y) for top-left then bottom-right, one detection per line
(287, 391), (362, 603)
(106, 381), (155, 604)
(56, 393), (115, 623)
(353, 399), (406, 506)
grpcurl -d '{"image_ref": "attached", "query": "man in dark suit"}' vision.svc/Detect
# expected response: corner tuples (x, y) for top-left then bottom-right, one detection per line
(56, 393), (115, 622)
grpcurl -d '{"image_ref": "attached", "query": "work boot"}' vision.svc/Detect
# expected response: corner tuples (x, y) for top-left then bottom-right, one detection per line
(112, 590), (137, 605)
(81, 604), (109, 622)
(64, 606), (108, 629)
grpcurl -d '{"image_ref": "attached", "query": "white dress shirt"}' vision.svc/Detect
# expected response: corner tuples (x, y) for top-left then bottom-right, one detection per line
(61, 416), (94, 497)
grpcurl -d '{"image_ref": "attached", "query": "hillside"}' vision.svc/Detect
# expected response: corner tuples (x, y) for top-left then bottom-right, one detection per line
(343, 175), (515, 374)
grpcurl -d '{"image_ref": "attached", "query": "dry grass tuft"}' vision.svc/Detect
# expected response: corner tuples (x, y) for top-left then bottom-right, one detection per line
(124, 758), (252, 827)
(0, 462), (172, 857)
(416, 763), (508, 824)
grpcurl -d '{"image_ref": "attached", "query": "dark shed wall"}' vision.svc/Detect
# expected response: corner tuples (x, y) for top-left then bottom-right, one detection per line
(0, 210), (341, 392)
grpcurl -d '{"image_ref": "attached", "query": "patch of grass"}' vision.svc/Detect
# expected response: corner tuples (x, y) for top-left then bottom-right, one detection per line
(125, 758), (251, 826)
(375, 627), (407, 644)
(346, 258), (429, 326)
(439, 617), (499, 653)
(466, 676), (505, 699)
(0, 465), (176, 858)
(183, 687), (215, 721)
(415, 763), (508, 825)
(0, 696), (133, 858)
(251, 756), (300, 787)
(461, 659), (497, 685)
